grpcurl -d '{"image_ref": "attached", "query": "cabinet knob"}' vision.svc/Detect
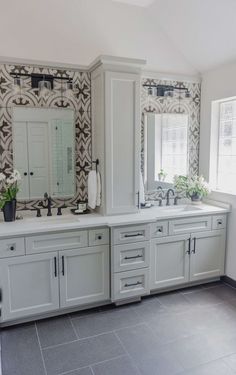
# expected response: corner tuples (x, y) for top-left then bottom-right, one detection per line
(98, 235), (102, 240)
(10, 246), (15, 251)
(157, 228), (163, 233)
(30, 172), (34, 176)
(24, 172), (28, 176)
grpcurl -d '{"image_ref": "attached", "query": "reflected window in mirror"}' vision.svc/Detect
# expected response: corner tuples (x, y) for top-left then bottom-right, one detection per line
(144, 113), (189, 190)
(12, 107), (75, 200)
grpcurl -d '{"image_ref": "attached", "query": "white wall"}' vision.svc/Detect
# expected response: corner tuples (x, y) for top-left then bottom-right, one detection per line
(200, 61), (236, 281)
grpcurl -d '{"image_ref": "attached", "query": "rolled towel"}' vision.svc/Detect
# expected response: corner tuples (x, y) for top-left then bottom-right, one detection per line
(96, 172), (101, 207)
(88, 170), (97, 209)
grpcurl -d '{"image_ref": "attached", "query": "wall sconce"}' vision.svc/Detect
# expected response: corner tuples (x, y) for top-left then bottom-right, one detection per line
(144, 83), (191, 99)
(12, 76), (24, 95)
(10, 72), (74, 99)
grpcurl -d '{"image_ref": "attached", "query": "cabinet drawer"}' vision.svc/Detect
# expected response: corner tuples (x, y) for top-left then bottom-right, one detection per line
(112, 268), (150, 301)
(89, 228), (109, 246)
(0, 237), (25, 258)
(113, 241), (150, 272)
(212, 215), (226, 230)
(169, 216), (212, 235)
(151, 221), (168, 238)
(112, 224), (150, 245)
(26, 231), (88, 254)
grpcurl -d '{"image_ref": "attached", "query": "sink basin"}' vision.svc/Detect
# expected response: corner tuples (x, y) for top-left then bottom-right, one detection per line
(25, 216), (79, 224)
(158, 205), (202, 214)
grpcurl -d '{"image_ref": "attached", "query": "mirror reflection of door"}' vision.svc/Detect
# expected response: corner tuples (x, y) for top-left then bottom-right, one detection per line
(12, 107), (75, 200)
(144, 113), (189, 191)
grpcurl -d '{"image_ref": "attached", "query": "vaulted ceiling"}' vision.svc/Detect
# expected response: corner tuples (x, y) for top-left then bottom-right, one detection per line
(1, 0), (235, 76)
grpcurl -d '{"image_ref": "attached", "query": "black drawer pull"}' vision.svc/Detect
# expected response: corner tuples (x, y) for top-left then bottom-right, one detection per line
(54, 257), (57, 277)
(124, 233), (143, 238)
(124, 281), (142, 288)
(217, 220), (222, 225)
(157, 228), (163, 233)
(187, 238), (191, 255)
(62, 256), (65, 276)
(124, 254), (143, 260)
(10, 246), (15, 251)
(97, 235), (102, 240)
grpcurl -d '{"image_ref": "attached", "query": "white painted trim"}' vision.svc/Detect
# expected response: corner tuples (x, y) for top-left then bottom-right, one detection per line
(89, 55), (146, 72)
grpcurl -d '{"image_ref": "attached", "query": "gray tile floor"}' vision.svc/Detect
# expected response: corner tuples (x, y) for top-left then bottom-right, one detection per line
(2, 281), (236, 375)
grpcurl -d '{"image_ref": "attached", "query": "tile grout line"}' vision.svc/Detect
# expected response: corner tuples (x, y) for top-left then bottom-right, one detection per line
(68, 315), (80, 340)
(113, 331), (142, 375)
(57, 354), (128, 375)
(89, 365), (95, 375)
(35, 323), (48, 375)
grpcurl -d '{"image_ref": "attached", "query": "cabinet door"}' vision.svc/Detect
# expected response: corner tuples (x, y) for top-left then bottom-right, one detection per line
(150, 235), (190, 290)
(0, 252), (59, 321)
(190, 230), (226, 282)
(59, 246), (110, 308)
(105, 71), (140, 215)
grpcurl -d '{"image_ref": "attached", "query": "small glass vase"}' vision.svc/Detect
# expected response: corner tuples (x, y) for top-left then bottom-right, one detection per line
(3, 199), (17, 222)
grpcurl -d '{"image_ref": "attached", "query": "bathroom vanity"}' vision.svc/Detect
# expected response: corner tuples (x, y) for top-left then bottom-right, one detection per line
(0, 203), (229, 325)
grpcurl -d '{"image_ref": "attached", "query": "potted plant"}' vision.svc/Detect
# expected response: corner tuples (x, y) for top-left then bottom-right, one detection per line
(0, 170), (21, 222)
(174, 175), (210, 203)
(158, 169), (167, 182)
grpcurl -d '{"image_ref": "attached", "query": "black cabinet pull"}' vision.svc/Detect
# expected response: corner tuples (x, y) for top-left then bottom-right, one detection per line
(157, 228), (163, 233)
(124, 233), (143, 238)
(24, 172), (27, 176)
(30, 172), (34, 176)
(192, 237), (196, 254)
(124, 281), (142, 288)
(10, 246), (15, 251)
(62, 256), (65, 276)
(136, 191), (140, 208)
(187, 238), (191, 254)
(54, 257), (57, 277)
(124, 254), (143, 260)
(98, 235), (102, 240)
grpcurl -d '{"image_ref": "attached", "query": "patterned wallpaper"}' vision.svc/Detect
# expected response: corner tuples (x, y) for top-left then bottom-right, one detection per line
(141, 78), (201, 178)
(0, 64), (91, 210)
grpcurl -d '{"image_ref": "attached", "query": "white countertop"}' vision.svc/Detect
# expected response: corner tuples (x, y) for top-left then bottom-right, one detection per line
(0, 201), (230, 238)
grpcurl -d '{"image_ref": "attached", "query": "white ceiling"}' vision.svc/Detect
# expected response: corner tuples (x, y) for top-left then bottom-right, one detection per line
(112, 0), (155, 7)
(1, 0), (235, 76)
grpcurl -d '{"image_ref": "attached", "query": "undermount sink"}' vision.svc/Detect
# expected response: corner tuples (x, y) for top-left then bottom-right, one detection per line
(25, 216), (79, 224)
(158, 205), (203, 213)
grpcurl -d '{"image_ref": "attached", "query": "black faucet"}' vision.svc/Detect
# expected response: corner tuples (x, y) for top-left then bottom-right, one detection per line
(39, 192), (53, 216)
(165, 188), (175, 206)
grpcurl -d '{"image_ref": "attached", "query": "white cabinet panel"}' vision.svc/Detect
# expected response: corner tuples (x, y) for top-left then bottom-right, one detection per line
(151, 221), (169, 238)
(169, 216), (211, 235)
(59, 246), (110, 308)
(0, 252), (59, 321)
(0, 237), (25, 258)
(112, 268), (149, 301)
(112, 224), (150, 245)
(150, 235), (190, 290)
(190, 230), (226, 281)
(113, 241), (150, 272)
(212, 215), (227, 230)
(26, 231), (88, 254)
(89, 228), (109, 246)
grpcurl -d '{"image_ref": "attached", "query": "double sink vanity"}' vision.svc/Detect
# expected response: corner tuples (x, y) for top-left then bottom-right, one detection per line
(0, 202), (229, 326)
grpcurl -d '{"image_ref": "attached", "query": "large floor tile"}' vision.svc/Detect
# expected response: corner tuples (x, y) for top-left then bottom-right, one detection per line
(156, 291), (192, 312)
(92, 355), (139, 375)
(62, 368), (93, 375)
(72, 307), (142, 338)
(180, 358), (236, 375)
(206, 284), (236, 301)
(132, 297), (167, 320)
(42, 332), (124, 375)
(184, 288), (224, 307)
(1, 324), (45, 375)
(116, 323), (184, 374)
(165, 332), (236, 370)
(36, 315), (77, 348)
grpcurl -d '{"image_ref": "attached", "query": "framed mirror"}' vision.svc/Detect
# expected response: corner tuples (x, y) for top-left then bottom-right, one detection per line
(12, 107), (75, 200)
(143, 112), (189, 191)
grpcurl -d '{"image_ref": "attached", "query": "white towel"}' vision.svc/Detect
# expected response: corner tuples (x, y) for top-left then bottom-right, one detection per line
(88, 170), (97, 209)
(140, 171), (145, 205)
(96, 172), (101, 207)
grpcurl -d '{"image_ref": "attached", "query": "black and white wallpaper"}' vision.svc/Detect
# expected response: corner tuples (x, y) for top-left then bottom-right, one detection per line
(141, 78), (201, 177)
(0, 63), (92, 210)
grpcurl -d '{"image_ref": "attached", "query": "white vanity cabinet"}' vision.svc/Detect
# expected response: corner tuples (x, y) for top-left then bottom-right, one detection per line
(150, 215), (226, 291)
(59, 245), (109, 308)
(91, 57), (145, 215)
(0, 252), (60, 321)
(0, 228), (110, 323)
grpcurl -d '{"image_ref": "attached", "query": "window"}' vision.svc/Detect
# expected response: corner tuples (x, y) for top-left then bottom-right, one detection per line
(217, 99), (236, 192)
(158, 114), (188, 182)
(144, 113), (189, 189)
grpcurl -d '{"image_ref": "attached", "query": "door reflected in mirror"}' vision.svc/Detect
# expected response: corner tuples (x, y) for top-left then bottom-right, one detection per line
(144, 113), (189, 191)
(12, 107), (75, 200)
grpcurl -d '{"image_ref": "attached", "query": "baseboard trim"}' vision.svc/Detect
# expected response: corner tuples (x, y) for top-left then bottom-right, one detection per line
(221, 275), (236, 288)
